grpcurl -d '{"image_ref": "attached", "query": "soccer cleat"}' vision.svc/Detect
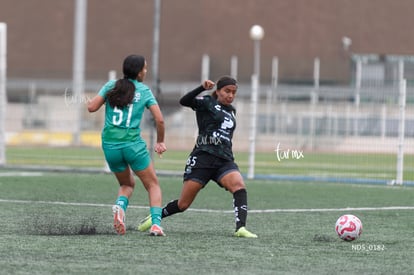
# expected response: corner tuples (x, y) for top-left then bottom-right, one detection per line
(137, 214), (152, 232)
(112, 205), (126, 235)
(149, 224), (165, 236)
(234, 227), (258, 238)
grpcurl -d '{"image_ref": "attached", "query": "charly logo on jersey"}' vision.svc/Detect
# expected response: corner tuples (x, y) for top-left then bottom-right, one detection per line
(214, 104), (221, 111)
(134, 93), (141, 102)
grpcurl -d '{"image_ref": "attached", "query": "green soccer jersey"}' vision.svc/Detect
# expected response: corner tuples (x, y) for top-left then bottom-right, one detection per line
(98, 79), (157, 148)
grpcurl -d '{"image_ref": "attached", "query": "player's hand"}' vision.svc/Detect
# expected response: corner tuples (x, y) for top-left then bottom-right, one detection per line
(202, 80), (215, 90)
(154, 142), (167, 158)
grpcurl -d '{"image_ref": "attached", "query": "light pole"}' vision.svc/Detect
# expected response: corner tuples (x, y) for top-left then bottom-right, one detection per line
(250, 25), (264, 78)
(247, 25), (264, 179)
(0, 23), (6, 166)
(72, 0), (87, 146)
(149, 0), (161, 159)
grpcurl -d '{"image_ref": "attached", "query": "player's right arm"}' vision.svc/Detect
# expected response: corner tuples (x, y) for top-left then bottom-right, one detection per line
(88, 80), (115, 112)
(87, 95), (105, 113)
(148, 103), (167, 157)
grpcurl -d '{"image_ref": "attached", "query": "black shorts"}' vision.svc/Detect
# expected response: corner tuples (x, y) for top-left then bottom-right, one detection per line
(183, 150), (239, 187)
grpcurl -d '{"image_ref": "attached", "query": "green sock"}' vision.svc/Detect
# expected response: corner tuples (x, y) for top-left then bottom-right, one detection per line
(115, 196), (129, 212)
(150, 206), (162, 226)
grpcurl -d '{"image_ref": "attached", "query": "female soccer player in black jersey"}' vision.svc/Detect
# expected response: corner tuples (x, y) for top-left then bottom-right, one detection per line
(138, 76), (257, 238)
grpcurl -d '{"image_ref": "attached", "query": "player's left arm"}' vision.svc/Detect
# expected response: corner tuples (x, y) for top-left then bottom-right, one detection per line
(87, 95), (105, 113)
(148, 104), (167, 156)
(179, 80), (215, 107)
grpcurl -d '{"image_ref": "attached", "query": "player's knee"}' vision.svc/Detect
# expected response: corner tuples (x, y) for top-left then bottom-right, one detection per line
(121, 180), (135, 188)
(227, 181), (245, 193)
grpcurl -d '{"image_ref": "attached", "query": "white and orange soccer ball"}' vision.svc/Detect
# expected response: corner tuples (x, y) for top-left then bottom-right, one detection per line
(335, 214), (363, 241)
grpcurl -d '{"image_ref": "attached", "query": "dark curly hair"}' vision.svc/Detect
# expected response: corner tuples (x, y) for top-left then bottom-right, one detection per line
(107, 55), (145, 108)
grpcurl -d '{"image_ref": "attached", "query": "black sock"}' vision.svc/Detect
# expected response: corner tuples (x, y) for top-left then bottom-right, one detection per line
(162, 199), (182, 218)
(233, 189), (248, 230)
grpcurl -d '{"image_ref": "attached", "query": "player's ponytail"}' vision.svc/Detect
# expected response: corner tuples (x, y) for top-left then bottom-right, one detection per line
(107, 79), (135, 108)
(107, 55), (146, 109)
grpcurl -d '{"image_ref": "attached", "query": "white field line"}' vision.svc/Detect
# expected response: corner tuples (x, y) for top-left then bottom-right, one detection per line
(0, 172), (43, 177)
(0, 199), (413, 213)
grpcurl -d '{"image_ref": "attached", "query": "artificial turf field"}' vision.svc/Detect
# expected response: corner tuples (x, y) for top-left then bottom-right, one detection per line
(1, 168), (413, 274)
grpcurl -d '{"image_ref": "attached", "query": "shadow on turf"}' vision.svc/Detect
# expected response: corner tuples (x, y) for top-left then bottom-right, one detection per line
(20, 214), (135, 236)
(19, 213), (244, 237)
(312, 234), (337, 242)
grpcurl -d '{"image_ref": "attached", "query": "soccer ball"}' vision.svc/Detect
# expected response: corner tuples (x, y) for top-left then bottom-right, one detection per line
(335, 214), (363, 241)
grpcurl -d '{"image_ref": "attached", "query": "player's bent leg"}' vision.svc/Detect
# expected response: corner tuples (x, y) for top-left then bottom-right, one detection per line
(176, 180), (203, 211)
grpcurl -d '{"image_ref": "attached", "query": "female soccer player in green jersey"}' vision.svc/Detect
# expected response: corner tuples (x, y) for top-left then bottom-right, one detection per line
(88, 54), (166, 236)
(138, 76), (257, 238)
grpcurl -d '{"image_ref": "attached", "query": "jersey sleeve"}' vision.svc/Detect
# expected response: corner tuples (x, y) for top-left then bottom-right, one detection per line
(98, 80), (116, 99)
(189, 95), (212, 111)
(179, 85), (205, 107)
(143, 87), (158, 108)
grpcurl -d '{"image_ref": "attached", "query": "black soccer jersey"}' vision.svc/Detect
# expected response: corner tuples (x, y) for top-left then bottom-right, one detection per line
(188, 94), (236, 161)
